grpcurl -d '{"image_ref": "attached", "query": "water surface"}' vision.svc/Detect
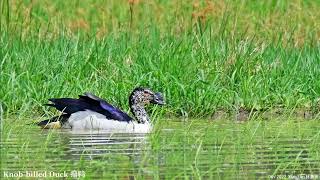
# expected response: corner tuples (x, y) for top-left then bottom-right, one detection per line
(1, 119), (320, 179)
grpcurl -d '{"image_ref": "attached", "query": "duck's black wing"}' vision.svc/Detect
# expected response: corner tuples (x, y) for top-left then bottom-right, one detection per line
(46, 92), (133, 122)
(79, 92), (133, 122)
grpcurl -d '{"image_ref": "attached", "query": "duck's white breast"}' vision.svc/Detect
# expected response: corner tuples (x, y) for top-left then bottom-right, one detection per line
(66, 110), (152, 133)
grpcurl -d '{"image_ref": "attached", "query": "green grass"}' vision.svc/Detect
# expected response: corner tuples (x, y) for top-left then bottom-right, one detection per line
(1, 0), (320, 119)
(1, 1), (320, 178)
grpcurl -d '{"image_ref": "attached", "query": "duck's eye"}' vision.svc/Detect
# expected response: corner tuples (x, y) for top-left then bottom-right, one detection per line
(142, 92), (152, 99)
(143, 90), (154, 97)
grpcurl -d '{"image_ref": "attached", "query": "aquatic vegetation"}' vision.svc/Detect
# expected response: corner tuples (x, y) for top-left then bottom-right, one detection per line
(1, 118), (320, 178)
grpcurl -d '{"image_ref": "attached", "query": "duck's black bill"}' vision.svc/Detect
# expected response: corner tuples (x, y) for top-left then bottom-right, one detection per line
(151, 92), (166, 105)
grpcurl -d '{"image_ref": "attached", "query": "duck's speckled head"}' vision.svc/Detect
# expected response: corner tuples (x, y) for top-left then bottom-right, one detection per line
(129, 87), (165, 106)
(129, 87), (165, 123)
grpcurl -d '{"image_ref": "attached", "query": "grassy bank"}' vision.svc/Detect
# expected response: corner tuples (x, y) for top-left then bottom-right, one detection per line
(1, 0), (320, 119)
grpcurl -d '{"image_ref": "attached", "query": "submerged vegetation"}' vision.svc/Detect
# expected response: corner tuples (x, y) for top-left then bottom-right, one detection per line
(1, 0), (320, 119)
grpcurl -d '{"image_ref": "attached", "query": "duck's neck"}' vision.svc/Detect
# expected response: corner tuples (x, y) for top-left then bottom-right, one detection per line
(130, 104), (150, 124)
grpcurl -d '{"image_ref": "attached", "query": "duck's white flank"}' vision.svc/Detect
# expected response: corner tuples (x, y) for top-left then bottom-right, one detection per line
(66, 110), (152, 133)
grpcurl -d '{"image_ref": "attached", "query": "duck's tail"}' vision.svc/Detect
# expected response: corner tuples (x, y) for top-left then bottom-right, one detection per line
(36, 114), (70, 129)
